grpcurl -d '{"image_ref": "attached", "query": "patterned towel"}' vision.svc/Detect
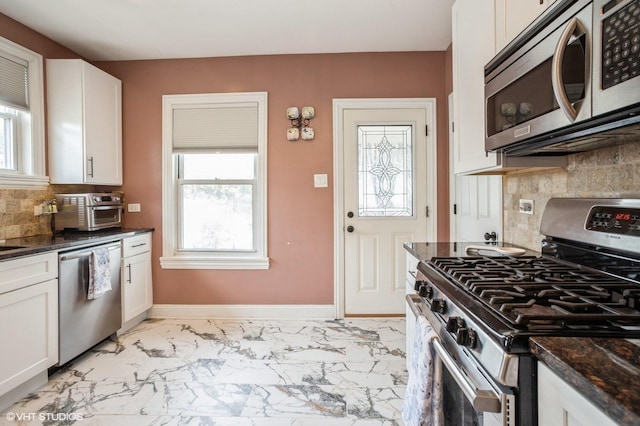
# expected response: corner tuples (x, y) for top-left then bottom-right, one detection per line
(402, 314), (443, 426)
(87, 248), (112, 299)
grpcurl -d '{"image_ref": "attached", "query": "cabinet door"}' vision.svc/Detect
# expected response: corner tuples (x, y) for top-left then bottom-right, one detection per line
(122, 251), (152, 322)
(537, 363), (617, 426)
(0, 279), (58, 395)
(83, 62), (123, 185)
(452, 0), (500, 174)
(405, 253), (419, 369)
(495, 0), (556, 51)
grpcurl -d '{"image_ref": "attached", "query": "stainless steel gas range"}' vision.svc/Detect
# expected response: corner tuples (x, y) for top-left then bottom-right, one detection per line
(406, 198), (640, 426)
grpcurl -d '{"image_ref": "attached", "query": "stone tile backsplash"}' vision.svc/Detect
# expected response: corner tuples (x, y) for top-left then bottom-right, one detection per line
(504, 141), (640, 250)
(0, 184), (101, 241)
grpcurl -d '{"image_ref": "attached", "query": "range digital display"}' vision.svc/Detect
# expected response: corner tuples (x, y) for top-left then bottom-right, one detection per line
(587, 206), (640, 236)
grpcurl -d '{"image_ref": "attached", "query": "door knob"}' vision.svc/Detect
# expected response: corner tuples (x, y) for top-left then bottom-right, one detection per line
(347, 211), (354, 218)
(484, 232), (497, 242)
(347, 225), (355, 233)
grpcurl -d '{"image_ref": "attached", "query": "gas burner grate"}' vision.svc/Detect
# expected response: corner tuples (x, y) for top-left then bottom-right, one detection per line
(428, 255), (640, 331)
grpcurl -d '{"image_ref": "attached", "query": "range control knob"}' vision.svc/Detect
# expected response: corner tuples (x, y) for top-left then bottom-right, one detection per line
(455, 328), (477, 348)
(446, 317), (465, 333)
(413, 280), (426, 292)
(419, 283), (433, 299)
(430, 299), (446, 314)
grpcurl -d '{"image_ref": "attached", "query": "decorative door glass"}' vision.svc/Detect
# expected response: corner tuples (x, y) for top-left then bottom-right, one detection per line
(357, 125), (413, 217)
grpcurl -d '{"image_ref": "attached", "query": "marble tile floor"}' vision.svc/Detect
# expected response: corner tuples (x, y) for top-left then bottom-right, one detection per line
(2, 318), (407, 425)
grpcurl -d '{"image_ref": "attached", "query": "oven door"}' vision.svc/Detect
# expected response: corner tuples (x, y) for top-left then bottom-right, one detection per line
(406, 295), (516, 426)
(87, 205), (123, 230)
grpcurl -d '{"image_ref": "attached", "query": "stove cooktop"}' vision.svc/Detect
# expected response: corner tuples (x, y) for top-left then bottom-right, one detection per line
(427, 255), (640, 334)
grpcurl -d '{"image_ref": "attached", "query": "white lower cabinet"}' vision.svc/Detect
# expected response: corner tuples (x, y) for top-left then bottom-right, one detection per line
(122, 233), (153, 324)
(405, 252), (419, 369)
(538, 362), (617, 426)
(0, 253), (58, 399)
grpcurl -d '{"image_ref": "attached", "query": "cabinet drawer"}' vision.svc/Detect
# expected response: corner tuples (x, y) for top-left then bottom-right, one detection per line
(0, 253), (58, 295)
(123, 233), (151, 258)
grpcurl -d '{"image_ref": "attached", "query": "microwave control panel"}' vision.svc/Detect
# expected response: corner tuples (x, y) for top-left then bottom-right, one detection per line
(601, 0), (640, 89)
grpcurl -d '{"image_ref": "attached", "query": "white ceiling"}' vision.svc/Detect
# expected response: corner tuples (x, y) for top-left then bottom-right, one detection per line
(0, 0), (455, 61)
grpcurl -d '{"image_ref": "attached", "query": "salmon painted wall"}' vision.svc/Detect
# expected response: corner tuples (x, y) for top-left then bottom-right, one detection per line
(98, 53), (449, 305)
(0, 12), (450, 306)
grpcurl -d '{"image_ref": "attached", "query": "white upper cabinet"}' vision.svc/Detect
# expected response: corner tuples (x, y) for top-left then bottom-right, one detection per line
(47, 59), (122, 185)
(452, 0), (500, 174)
(495, 0), (558, 52)
(451, 0), (565, 175)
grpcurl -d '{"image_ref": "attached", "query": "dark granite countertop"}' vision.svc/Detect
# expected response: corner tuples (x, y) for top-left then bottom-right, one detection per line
(531, 337), (640, 425)
(0, 228), (154, 261)
(403, 241), (539, 261)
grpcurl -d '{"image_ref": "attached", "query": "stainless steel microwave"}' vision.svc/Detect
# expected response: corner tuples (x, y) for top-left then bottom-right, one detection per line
(485, 0), (640, 156)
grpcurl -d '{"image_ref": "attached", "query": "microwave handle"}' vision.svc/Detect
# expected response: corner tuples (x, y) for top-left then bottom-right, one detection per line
(551, 16), (588, 122)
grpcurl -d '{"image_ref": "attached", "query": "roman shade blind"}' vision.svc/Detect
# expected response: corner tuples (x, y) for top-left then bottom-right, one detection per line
(172, 103), (259, 150)
(0, 53), (29, 110)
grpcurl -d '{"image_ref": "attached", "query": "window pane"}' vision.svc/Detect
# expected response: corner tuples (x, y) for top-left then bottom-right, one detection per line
(0, 109), (15, 170)
(182, 153), (255, 179)
(357, 125), (413, 217)
(181, 184), (253, 250)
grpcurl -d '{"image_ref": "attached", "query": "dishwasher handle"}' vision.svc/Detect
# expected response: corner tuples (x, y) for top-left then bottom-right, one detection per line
(60, 243), (121, 261)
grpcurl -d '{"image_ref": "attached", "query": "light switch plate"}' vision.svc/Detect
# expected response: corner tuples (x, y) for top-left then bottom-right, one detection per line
(519, 199), (534, 215)
(128, 203), (141, 212)
(314, 174), (328, 188)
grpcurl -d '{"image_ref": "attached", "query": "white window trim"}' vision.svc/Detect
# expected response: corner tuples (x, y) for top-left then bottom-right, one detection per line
(160, 92), (268, 270)
(0, 36), (47, 189)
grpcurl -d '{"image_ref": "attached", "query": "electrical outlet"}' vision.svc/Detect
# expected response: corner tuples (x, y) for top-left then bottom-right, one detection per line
(519, 199), (534, 215)
(128, 203), (141, 212)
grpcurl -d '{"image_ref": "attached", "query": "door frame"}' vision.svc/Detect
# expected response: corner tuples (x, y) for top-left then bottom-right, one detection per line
(332, 98), (438, 319)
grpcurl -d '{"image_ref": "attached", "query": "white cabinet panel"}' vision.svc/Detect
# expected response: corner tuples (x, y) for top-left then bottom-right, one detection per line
(452, 0), (499, 174)
(537, 362), (617, 426)
(47, 59), (122, 185)
(122, 233), (153, 323)
(405, 252), (419, 369)
(0, 253), (58, 397)
(495, 0), (558, 52)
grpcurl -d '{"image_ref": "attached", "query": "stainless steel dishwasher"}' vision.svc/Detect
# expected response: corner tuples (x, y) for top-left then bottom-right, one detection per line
(57, 241), (122, 365)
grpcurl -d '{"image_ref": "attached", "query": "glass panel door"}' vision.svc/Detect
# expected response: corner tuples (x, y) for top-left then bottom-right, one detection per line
(357, 125), (413, 217)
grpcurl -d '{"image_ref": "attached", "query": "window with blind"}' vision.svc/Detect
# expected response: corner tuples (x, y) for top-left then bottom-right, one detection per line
(160, 92), (268, 270)
(0, 36), (46, 188)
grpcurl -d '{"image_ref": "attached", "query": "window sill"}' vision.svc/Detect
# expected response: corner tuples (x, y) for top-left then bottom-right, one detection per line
(0, 174), (49, 189)
(160, 255), (270, 270)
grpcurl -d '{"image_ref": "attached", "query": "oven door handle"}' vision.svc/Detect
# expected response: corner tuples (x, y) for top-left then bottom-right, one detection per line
(406, 294), (426, 318)
(432, 338), (502, 413)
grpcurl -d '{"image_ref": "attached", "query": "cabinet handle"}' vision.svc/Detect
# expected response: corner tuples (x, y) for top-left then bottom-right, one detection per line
(126, 263), (132, 283)
(131, 243), (147, 248)
(88, 157), (94, 178)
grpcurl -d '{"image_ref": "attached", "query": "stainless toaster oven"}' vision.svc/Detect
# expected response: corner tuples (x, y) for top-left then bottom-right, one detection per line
(54, 193), (124, 231)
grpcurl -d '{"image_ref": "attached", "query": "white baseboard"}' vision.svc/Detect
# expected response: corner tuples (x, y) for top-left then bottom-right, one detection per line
(149, 304), (336, 320)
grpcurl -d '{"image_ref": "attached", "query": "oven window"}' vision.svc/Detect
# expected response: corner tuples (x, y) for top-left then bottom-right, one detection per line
(442, 366), (485, 425)
(93, 208), (121, 225)
(486, 34), (586, 137)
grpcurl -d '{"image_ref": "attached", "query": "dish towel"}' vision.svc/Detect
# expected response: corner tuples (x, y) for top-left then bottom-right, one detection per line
(402, 314), (444, 426)
(87, 248), (112, 300)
